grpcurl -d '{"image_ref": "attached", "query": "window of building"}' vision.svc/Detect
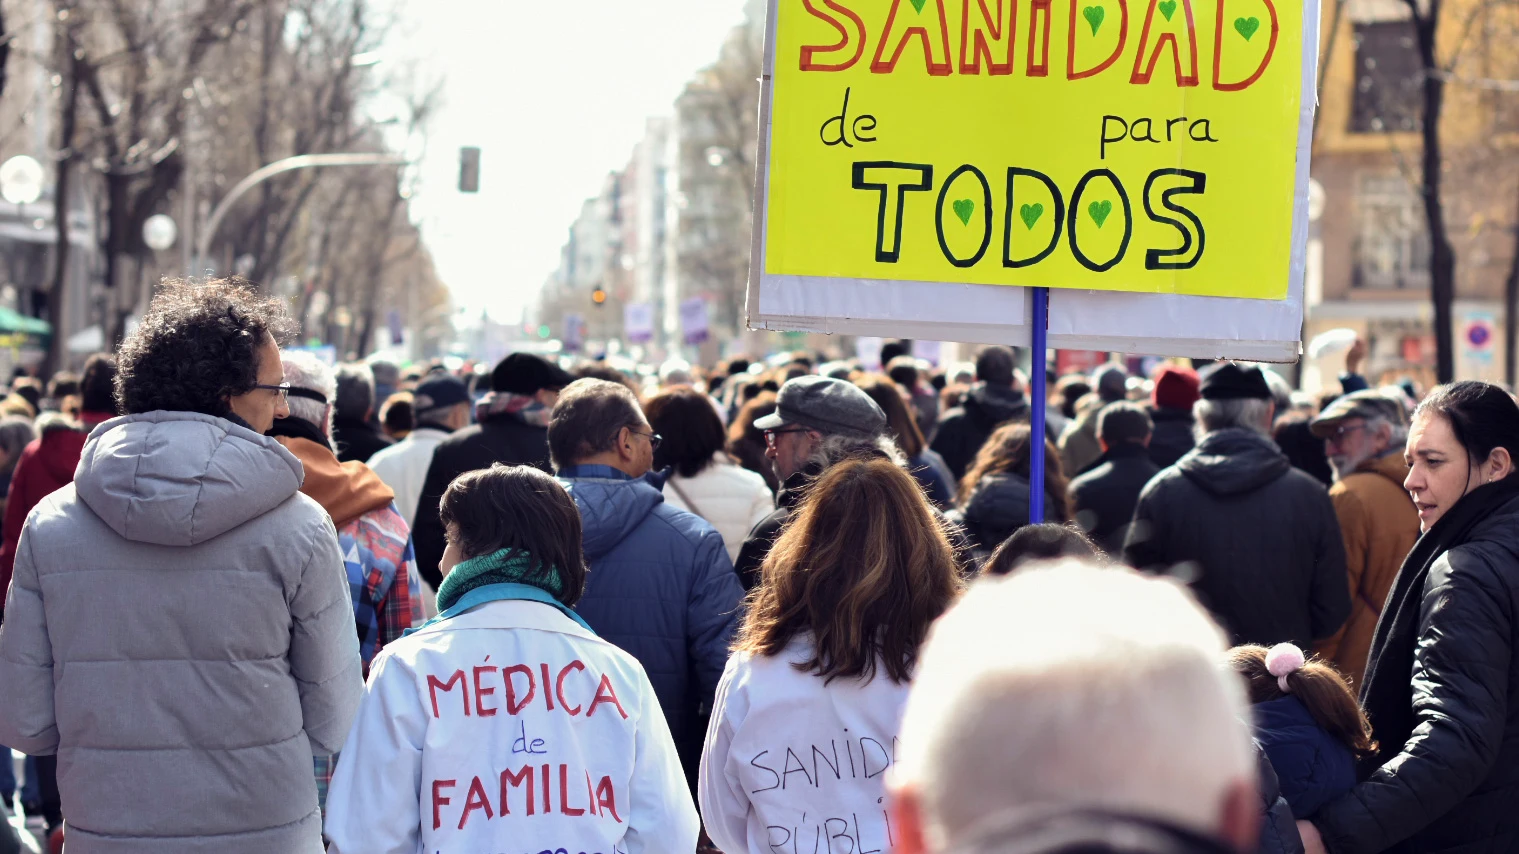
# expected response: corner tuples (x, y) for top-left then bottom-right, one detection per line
(1350, 21), (1423, 133)
(1352, 173), (1430, 289)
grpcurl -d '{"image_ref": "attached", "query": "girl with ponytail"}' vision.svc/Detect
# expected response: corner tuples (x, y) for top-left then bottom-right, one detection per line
(1230, 644), (1373, 820)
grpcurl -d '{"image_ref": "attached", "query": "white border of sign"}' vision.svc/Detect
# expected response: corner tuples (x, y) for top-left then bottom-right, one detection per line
(745, 0), (1321, 362)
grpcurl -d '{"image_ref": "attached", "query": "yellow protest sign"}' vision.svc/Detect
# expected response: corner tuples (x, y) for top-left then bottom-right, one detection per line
(757, 0), (1310, 300)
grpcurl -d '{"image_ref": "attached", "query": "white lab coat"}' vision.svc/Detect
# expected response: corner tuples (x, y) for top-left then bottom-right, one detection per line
(663, 454), (774, 564)
(325, 598), (698, 854)
(366, 426), (451, 527)
(699, 637), (912, 854)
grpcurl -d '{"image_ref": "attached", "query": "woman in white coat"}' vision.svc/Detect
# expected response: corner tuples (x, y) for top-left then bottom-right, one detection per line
(700, 456), (963, 854)
(325, 464), (698, 854)
(645, 386), (773, 564)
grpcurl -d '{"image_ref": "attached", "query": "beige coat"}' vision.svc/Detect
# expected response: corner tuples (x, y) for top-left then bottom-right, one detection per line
(1314, 451), (1420, 687)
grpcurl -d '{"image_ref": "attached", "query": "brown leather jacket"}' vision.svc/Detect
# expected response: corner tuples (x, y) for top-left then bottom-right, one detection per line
(1314, 451), (1420, 687)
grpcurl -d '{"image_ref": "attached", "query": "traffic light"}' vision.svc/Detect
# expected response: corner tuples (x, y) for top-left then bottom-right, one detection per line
(592, 288), (607, 306)
(458, 147), (481, 193)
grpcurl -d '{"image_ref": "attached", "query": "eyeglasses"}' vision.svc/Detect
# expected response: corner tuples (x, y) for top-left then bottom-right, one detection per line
(254, 382), (291, 401)
(628, 429), (663, 451)
(763, 427), (810, 447)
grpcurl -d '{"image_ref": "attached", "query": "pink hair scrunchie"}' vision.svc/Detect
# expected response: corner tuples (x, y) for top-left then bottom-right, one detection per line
(1265, 643), (1307, 693)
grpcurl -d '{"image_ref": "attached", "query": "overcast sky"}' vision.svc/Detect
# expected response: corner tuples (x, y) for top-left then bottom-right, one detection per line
(399, 0), (752, 323)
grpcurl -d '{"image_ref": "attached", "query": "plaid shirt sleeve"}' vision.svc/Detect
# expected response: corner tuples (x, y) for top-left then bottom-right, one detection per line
(376, 555), (418, 650)
(356, 506), (422, 657)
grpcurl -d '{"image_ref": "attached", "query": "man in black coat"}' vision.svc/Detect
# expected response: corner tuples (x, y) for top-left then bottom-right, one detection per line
(1069, 402), (1161, 555)
(930, 346), (1030, 480)
(410, 353), (573, 589)
(1123, 365), (1349, 649)
(331, 363), (395, 463)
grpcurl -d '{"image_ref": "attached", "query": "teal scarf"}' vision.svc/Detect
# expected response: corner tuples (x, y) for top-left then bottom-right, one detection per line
(436, 548), (565, 613)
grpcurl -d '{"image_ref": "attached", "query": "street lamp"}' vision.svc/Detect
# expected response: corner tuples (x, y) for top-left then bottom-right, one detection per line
(142, 214), (178, 252)
(0, 156), (44, 207)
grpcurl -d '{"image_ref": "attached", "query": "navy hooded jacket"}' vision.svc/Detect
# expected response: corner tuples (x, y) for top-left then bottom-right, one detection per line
(1254, 695), (1357, 819)
(558, 464), (744, 771)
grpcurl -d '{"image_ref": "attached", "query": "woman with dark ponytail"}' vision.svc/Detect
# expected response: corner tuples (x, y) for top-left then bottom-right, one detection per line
(1304, 381), (1519, 854)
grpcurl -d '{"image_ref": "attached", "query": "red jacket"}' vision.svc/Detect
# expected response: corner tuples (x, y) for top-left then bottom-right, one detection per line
(0, 420), (92, 607)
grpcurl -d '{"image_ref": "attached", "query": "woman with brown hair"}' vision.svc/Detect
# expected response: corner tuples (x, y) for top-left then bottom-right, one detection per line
(856, 373), (957, 507)
(726, 391), (780, 495)
(699, 457), (962, 854)
(949, 421), (1071, 562)
(645, 386), (774, 563)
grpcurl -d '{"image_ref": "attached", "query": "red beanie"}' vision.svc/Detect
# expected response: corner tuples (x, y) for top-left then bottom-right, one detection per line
(1152, 366), (1201, 411)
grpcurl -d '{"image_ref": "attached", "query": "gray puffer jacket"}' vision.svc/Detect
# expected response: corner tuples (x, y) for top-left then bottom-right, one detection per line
(0, 411), (363, 854)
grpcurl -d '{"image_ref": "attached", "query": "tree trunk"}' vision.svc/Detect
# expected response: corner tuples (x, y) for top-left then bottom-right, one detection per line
(45, 39), (82, 377)
(101, 171), (133, 347)
(0, 6), (10, 106)
(1505, 188), (1519, 388)
(1412, 16), (1455, 383)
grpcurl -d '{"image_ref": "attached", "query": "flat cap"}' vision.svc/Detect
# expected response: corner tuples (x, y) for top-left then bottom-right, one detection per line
(1310, 390), (1408, 439)
(754, 375), (887, 440)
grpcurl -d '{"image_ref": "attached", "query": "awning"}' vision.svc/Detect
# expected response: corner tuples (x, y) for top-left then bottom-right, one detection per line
(0, 306), (51, 336)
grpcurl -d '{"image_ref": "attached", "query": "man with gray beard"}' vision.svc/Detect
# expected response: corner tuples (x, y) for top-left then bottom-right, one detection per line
(1308, 391), (1420, 687)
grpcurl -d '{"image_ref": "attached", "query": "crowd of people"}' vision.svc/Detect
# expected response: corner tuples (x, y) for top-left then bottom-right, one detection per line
(0, 276), (1517, 854)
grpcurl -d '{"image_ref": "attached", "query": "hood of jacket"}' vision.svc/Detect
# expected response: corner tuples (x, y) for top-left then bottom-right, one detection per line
(1176, 428), (1291, 497)
(558, 463), (667, 560)
(74, 411), (305, 547)
(1253, 695), (1358, 819)
(965, 383), (1030, 430)
(275, 435), (395, 527)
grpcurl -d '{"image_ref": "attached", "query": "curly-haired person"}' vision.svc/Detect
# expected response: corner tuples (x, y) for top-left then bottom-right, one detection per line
(0, 277), (364, 853)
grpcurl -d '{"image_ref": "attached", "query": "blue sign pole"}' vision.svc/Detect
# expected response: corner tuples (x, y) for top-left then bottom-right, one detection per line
(1029, 287), (1049, 524)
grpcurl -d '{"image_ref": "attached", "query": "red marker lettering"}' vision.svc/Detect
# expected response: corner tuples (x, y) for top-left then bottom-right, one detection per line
(457, 776), (494, 829)
(431, 779), (456, 830)
(587, 673), (629, 719)
(557, 660), (586, 715)
(473, 665), (499, 717)
(427, 671), (469, 718)
(504, 664), (536, 714)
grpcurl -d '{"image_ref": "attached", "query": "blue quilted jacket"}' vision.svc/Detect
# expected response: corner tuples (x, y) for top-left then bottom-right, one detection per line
(558, 465), (744, 770)
(1254, 695), (1358, 819)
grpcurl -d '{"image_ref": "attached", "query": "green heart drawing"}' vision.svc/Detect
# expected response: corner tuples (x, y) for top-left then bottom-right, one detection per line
(1234, 16), (1260, 40)
(909, 0), (927, 12)
(1159, 0), (1177, 20)
(952, 199), (976, 226)
(1082, 5), (1105, 35)
(1088, 200), (1113, 228)
(1019, 203), (1044, 230)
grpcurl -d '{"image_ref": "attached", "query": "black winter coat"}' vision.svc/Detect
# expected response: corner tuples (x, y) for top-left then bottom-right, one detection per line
(331, 416), (394, 463)
(1147, 406), (1196, 469)
(1122, 428), (1349, 648)
(1068, 443), (1160, 555)
(930, 384), (1031, 480)
(949, 472), (1062, 561)
(411, 415), (552, 589)
(1314, 491), (1519, 854)
(733, 472), (804, 590)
